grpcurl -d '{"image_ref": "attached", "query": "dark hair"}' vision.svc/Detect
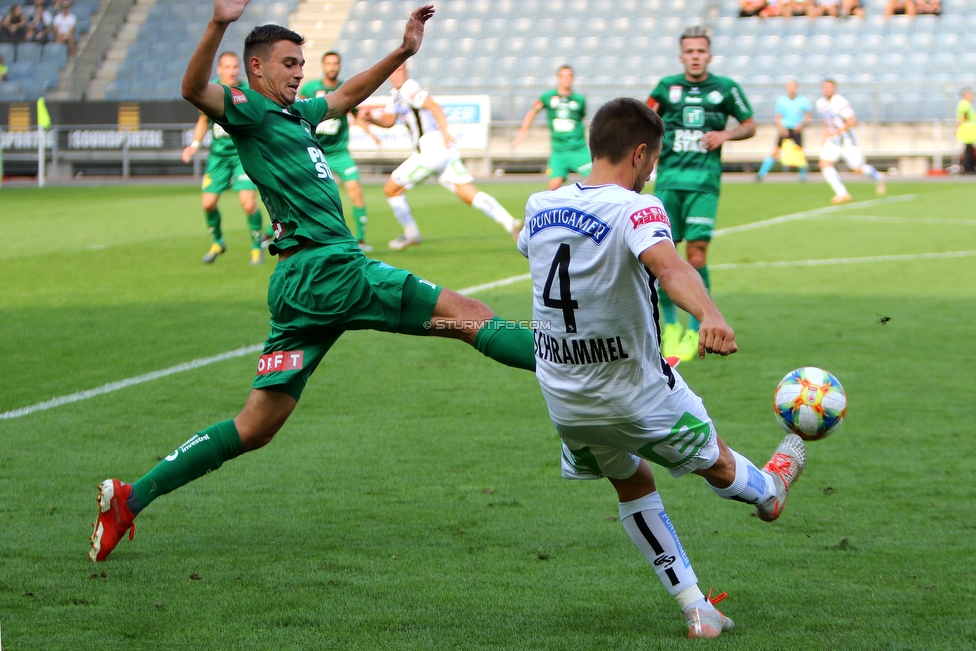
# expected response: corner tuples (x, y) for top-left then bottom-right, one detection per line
(588, 98), (664, 164)
(557, 65), (573, 74)
(217, 51), (239, 63)
(322, 50), (341, 62)
(679, 25), (710, 47)
(242, 24), (304, 80)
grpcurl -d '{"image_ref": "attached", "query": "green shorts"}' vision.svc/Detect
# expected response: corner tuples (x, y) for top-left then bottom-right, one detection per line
(202, 154), (257, 194)
(252, 243), (442, 400)
(547, 147), (592, 181)
(324, 149), (361, 183)
(653, 189), (719, 243)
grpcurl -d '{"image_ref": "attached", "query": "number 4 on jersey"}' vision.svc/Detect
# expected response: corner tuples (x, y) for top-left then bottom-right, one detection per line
(543, 243), (579, 334)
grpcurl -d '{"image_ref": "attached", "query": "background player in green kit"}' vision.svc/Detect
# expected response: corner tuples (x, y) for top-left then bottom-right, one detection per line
(298, 50), (380, 251)
(89, 2), (537, 563)
(512, 65), (591, 190)
(647, 26), (755, 363)
(182, 51), (267, 265)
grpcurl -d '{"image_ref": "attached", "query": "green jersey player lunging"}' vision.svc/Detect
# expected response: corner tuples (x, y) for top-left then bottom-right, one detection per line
(182, 51), (267, 265)
(298, 50), (380, 251)
(648, 26), (755, 363)
(89, 2), (537, 563)
(512, 65), (592, 190)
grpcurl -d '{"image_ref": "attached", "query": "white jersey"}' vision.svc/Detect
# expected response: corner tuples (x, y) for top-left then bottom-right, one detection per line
(517, 183), (679, 426)
(384, 78), (441, 150)
(816, 93), (858, 147)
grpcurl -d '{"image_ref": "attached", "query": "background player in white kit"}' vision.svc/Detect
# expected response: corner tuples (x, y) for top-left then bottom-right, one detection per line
(518, 98), (807, 640)
(816, 78), (885, 204)
(365, 63), (520, 250)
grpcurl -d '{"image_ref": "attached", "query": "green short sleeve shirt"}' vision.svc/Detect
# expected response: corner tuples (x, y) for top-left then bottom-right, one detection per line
(207, 78), (248, 158)
(650, 73), (753, 194)
(214, 85), (356, 254)
(298, 79), (357, 155)
(539, 89), (587, 153)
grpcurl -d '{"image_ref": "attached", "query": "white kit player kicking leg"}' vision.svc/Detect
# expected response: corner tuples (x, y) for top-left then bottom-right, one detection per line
(519, 98), (806, 639)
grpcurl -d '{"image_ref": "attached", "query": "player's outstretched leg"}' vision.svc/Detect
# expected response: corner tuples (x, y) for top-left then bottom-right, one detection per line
(454, 183), (521, 240)
(697, 435), (806, 522)
(387, 194), (422, 250)
(203, 207), (227, 263)
(89, 391), (296, 561)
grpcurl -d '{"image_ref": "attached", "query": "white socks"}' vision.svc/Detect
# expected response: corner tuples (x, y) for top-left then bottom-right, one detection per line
(619, 492), (698, 597)
(861, 164), (882, 181)
(821, 165), (848, 196)
(708, 449), (776, 505)
(387, 195), (419, 234)
(471, 191), (517, 232)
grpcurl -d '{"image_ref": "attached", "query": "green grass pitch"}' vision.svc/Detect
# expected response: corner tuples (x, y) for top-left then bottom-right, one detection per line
(1, 178), (975, 650)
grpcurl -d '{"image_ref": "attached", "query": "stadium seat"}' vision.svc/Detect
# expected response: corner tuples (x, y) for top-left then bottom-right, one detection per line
(15, 42), (41, 63)
(812, 17), (838, 36)
(887, 16), (912, 35)
(0, 42), (14, 65)
(42, 41), (68, 66)
(0, 81), (22, 101)
(760, 18), (785, 37)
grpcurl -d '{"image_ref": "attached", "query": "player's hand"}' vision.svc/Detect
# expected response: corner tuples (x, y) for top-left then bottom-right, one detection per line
(401, 5), (435, 56)
(697, 316), (737, 358)
(699, 130), (729, 152)
(443, 132), (455, 148)
(213, 0), (247, 24)
(370, 131), (382, 146)
(181, 144), (198, 163)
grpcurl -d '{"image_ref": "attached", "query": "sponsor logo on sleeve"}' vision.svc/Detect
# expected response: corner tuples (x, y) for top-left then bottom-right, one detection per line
(257, 350), (305, 375)
(272, 220), (285, 239)
(231, 87), (248, 104)
(629, 205), (670, 230)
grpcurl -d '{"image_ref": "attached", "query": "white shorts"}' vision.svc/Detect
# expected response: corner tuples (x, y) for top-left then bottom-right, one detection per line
(390, 132), (474, 191)
(820, 139), (864, 170)
(555, 381), (721, 481)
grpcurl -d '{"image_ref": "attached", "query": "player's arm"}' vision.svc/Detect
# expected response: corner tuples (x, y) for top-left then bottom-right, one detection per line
(422, 95), (455, 147)
(364, 107), (397, 128)
(181, 114), (210, 163)
(511, 100), (544, 148)
(353, 109), (382, 145)
(321, 5), (434, 119)
(774, 111), (786, 136)
(181, 0), (248, 120)
(639, 242), (737, 358)
(700, 116), (756, 151)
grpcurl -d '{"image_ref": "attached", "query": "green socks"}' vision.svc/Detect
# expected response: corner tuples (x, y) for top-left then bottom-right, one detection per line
(687, 265), (710, 333)
(473, 316), (536, 371)
(247, 209), (264, 248)
(129, 420), (244, 514)
(353, 206), (367, 242)
(205, 209), (222, 242)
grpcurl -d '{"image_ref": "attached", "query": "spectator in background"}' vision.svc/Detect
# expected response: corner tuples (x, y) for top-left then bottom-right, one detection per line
(739, 0), (768, 17)
(52, 0), (75, 55)
(25, 0), (53, 43)
(957, 88), (976, 174)
(0, 54), (8, 81)
(809, 0), (840, 17)
(914, 0), (940, 14)
(759, 0), (783, 17)
(885, 0), (915, 17)
(780, 0), (811, 17)
(1, 5), (28, 43)
(842, 0), (866, 16)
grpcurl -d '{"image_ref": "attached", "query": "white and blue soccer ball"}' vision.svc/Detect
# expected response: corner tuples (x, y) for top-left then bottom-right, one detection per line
(773, 367), (847, 441)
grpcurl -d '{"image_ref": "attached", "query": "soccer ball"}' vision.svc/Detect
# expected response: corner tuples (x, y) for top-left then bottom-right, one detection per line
(773, 367), (847, 441)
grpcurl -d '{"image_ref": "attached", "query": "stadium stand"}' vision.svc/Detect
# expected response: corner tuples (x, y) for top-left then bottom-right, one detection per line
(0, 0), (93, 99)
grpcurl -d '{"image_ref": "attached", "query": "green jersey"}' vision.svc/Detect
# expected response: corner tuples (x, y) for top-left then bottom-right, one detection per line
(214, 84), (354, 254)
(649, 73), (753, 194)
(208, 78), (249, 157)
(539, 89), (587, 152)
(299, 78), (357, 155)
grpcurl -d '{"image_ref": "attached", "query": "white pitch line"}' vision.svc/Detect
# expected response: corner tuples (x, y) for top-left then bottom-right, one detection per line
(844, 215), (976, 226)
(711, 249), (976, 270)
(713, 194), (917, 237)
(0, 273), (533, 420)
